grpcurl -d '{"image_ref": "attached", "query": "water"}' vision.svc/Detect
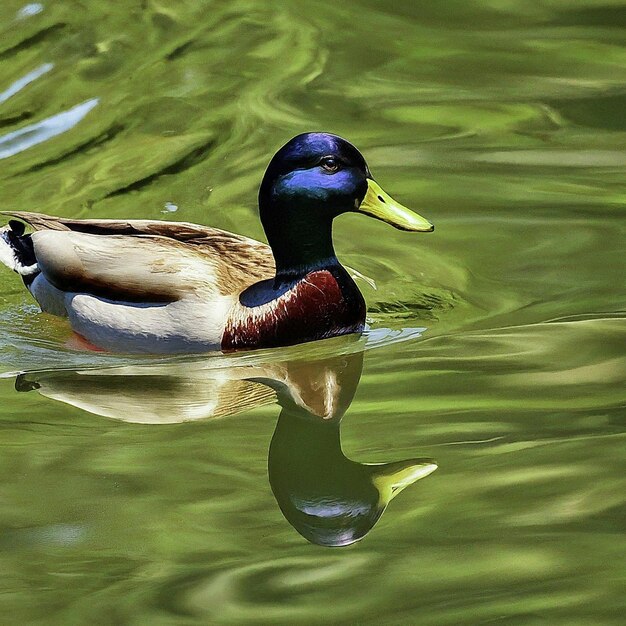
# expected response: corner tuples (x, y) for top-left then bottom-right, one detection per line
(0, 0), (624, 623)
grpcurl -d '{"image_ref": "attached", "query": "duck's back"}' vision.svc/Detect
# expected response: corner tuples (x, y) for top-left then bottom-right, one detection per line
(1, 211), (276, 353)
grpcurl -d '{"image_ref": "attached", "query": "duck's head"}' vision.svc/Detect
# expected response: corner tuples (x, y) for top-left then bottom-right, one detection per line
(259, 132), (433, 272)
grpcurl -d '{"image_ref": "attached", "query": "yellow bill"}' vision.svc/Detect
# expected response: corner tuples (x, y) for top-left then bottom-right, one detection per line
(371, 459), (438, 505)
(357, 179), (434, 232)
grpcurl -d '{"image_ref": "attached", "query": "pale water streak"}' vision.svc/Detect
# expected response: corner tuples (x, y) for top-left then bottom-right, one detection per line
(0, 62), (53, 105)
(0, 98), (99, 160)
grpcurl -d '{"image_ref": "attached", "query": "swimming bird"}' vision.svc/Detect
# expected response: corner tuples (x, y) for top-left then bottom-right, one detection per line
(0, 132), (433, 353)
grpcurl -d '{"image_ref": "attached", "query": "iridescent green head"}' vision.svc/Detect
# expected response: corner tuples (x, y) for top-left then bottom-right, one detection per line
(259, 133), (433, 272)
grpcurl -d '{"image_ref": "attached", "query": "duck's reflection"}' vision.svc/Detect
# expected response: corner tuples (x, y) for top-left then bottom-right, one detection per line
(15, 340), (436, 547)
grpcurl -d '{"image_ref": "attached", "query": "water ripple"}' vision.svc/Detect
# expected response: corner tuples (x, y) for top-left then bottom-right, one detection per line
(0, 98), (99, 160)
(174, 554), (376, 622)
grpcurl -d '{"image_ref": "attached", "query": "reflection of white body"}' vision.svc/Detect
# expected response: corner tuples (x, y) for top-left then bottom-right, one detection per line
(16, 353), (355, 423)
(14, 332), (436, 548)
(19, 366), (274, 424)
(14, 329), (424, 424)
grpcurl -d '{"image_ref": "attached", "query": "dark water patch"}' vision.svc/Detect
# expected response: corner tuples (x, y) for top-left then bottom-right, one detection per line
(165, 39), (196, 62)
(103, 137), (217, 199)
(0, 23), (67, 60)
(555, 5), (626, 28)
(0, 110), (34, 128)
(370, 289), (457, 321)
(550, 93), (626, 131)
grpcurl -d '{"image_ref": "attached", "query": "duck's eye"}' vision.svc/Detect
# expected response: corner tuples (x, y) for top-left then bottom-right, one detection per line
(320, 156), (340, 173)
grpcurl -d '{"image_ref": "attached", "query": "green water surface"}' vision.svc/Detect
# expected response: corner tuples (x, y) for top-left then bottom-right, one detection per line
(0, 0), (624, 623)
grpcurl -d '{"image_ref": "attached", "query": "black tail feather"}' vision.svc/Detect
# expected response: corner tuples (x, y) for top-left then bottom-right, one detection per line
(1, 220), (39, 286)
(4, 221), (36, 267)
(8, 220), (26, 236)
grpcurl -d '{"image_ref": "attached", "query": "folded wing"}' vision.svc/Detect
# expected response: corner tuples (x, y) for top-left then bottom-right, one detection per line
(2, 211), (275, 302)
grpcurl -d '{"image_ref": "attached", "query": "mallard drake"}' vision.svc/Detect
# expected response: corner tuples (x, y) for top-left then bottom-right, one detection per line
(0, 133), (433, 353)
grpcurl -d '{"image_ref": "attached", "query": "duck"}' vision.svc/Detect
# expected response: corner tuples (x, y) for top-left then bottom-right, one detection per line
(0, 132), (433, 353)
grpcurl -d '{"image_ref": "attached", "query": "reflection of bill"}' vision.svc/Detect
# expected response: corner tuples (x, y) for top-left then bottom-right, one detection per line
(15, 337), (436, 547)
(268, 352), (436, 547)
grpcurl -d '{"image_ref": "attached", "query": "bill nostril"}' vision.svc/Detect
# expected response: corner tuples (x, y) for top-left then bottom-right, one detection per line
(377, 195), (385, 203)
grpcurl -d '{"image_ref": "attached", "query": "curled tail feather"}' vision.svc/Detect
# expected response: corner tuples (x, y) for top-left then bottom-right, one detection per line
(0, 220), (39, 279)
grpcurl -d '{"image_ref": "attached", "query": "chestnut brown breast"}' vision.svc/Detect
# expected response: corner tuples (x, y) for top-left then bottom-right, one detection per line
(222, 269), (366, 350)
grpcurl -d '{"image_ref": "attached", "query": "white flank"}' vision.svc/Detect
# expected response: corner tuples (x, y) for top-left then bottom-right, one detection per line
(15, 263), (39, 276)
(29, 274), (68, 317)
(65, 293), (235, 353)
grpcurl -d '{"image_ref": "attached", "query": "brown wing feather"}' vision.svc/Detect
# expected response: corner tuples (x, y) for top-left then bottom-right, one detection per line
(2, 211), (275, 299)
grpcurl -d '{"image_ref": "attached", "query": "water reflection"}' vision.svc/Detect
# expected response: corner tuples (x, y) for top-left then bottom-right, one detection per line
(263, 351), (437, 547)
(15, 341), (436, 547)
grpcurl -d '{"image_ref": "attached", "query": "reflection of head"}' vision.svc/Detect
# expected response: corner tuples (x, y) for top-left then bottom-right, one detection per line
(269, 416), (382, 547)
(268, 352), (436, 547)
